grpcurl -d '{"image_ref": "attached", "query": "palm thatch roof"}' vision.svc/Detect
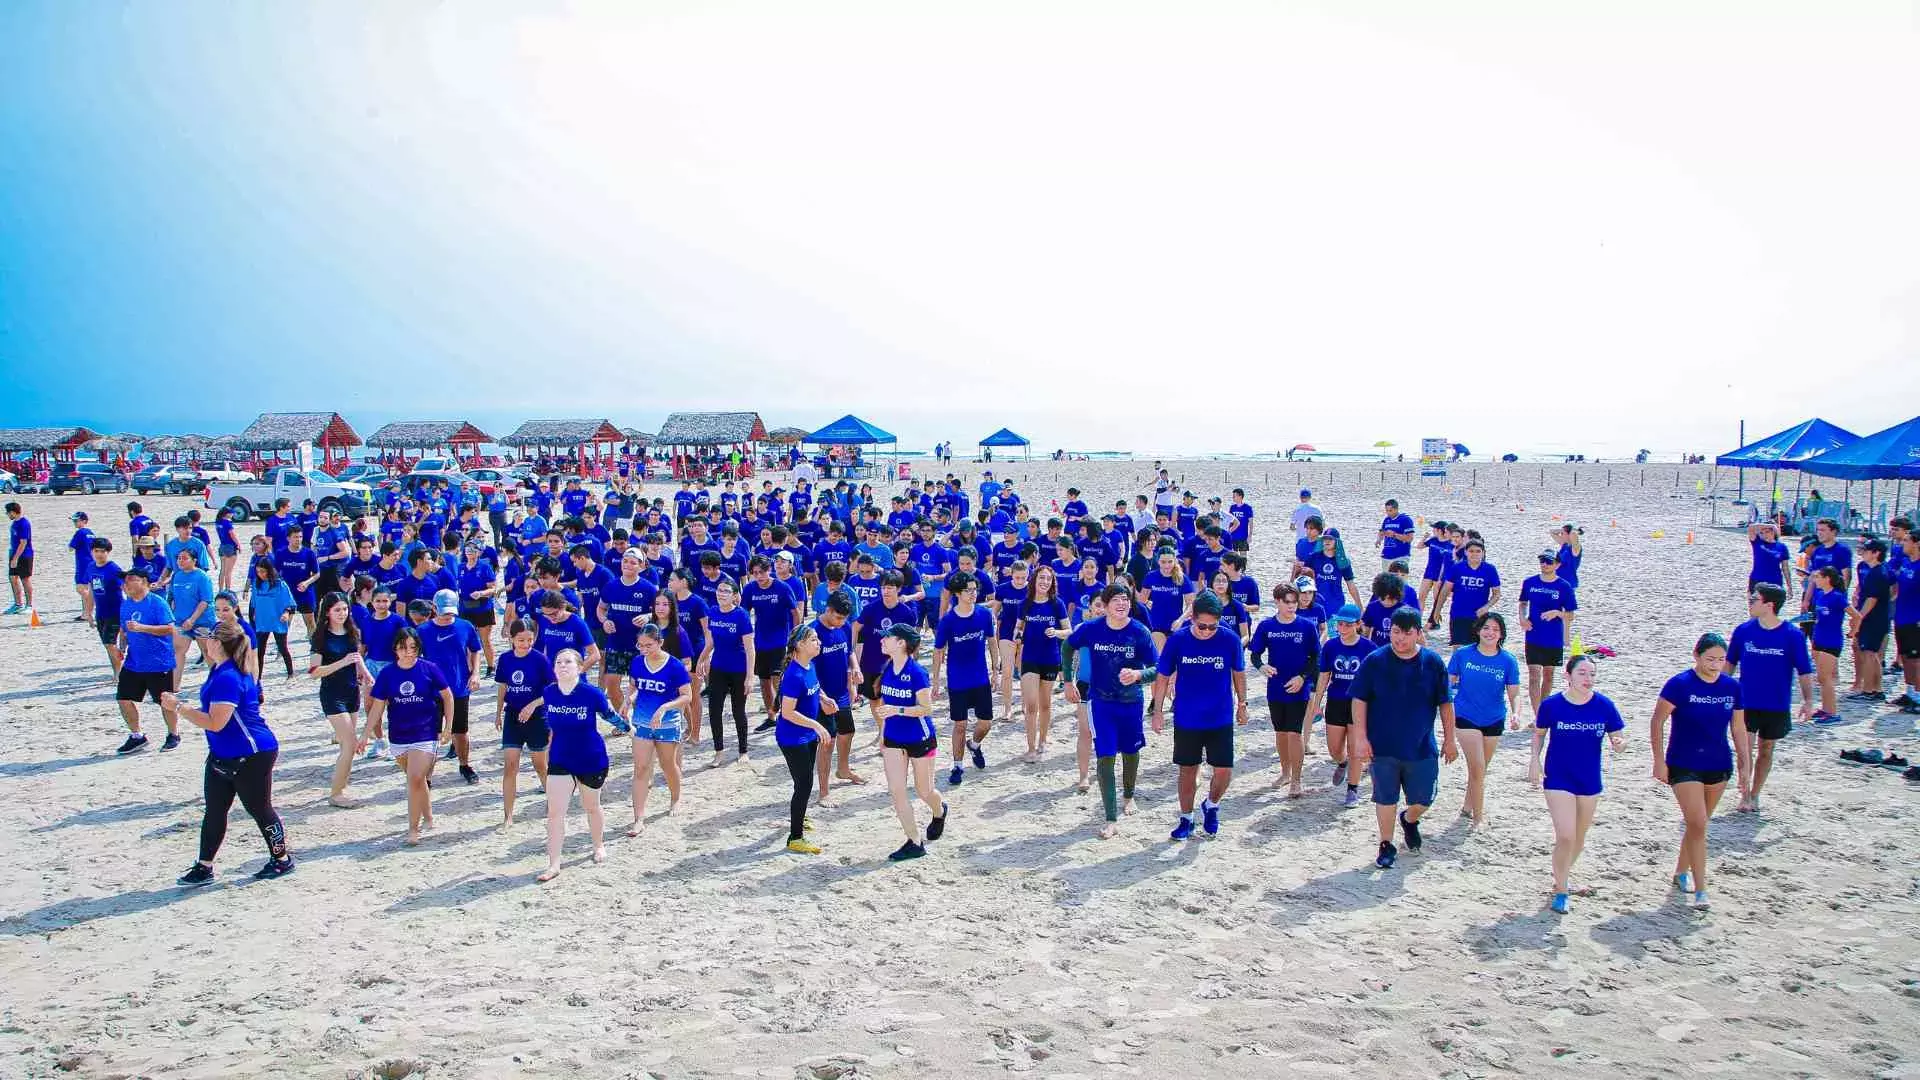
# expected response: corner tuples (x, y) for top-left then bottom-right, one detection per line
(142, 435), (188, 452)
(233, 412), (361, 451)
(620, 428), (654, 446)
(655, 411), (767, 447)
(366, 420), (494, 450)
(765, 426), (809, 445)
(0, 426), (98, 452)
(499, 419), (623, 448)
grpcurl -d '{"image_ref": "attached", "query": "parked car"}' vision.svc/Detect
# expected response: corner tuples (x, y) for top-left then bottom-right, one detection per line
(195, 460), (256, 485)
(205, 465), (371, 520)
(49, 461), (129, 495)
(332, 463), (389, 486)
(131, 464), (207, 495)
(461, 467), (524, 497)
(0, 467), (15, 494)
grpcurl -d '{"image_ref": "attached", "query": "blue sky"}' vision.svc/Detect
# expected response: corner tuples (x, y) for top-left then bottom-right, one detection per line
(3, 2), (1917, 457)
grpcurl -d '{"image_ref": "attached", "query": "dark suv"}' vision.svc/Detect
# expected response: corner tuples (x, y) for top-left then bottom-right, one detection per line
(49, 461), (129, 495)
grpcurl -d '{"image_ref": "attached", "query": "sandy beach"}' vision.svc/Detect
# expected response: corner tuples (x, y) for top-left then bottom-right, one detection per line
(2, 460), (1918, 1080)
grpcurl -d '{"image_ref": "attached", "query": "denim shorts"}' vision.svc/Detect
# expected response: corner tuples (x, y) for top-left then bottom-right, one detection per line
(1370, 754), (1438, 807)
(634, 724), (682, 743)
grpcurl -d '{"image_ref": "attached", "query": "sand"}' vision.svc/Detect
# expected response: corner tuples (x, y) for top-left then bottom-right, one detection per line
(2, 461), (1918, 1080)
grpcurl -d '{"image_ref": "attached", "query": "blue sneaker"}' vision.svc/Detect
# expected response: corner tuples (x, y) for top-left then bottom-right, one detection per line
(948, 764), (964, 785)
(1551, 892), (1570, 914)
(1374, 841), (1396, 869)
(969, 741), (986, 770)
(1170, 816), (1195, 841)
(1813, 711), (1847, 726)
(1201, 800), (1220, 836)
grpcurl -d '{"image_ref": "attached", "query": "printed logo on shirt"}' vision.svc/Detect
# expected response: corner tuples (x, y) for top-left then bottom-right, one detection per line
(399, 680), (416, 696)
(1177, 652), (1227, 671)
(1333, 655), (1364, 676)
(1687, 694), (1735, 707)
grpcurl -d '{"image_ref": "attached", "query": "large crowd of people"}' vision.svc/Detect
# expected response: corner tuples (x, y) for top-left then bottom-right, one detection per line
(6, 467), (1917, 912)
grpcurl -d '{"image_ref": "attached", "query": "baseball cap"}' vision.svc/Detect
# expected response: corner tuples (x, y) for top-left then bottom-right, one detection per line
(433, 588), (460, 614)
(1538, 549), (1559, 563)
(775, 550), (796, 563)
(1299, 489), (1312, 498)
(1332, 602), (1361, 623)
(1862, 538), (1887, 554)
(1293, 575), (1316, 591)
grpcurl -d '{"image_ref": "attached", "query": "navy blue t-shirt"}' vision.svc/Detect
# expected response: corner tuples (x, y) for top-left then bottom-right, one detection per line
(1351, 646), (1450, 760)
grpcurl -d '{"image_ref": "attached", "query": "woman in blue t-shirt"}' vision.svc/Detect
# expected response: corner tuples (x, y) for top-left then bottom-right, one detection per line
(876, 625), (947, 861)
(523, 647), (621, 882)
(161, 624), (293, 885)
(777, 624), (833, 854)
(1650, 633), (1748, 911)
(1807, 567), (1847, 722)
(1014, 566), (1071, 764)
(626, 623), (693, 837)
(1446, 613), (1522, 826)
(1529, 655), (1625, 914)
(366, 626), (455, 846)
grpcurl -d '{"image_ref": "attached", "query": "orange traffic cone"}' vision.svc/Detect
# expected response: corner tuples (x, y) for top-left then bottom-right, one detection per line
(1685, 531), (1695, 545)
(1610, 518), (1617, 528)
(27, 607), (42, 628)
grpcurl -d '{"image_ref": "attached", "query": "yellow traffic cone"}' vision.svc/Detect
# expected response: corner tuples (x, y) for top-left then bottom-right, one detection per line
(1570, 634), (1585, 657)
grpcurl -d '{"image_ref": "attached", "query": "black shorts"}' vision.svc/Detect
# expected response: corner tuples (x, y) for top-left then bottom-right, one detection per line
(314, 570), (342, 599)
(1020, 662), (1061, 681)
(1449, 618), (1478, 646)
(859, 671), (884, 701)
(1323, 698), (1354, 727)
(294, 596), (315, 615)
(547, 764), (607, 789)
(822, 702), (856, 736)
(1074, 681), (1091, 702)
(950, 684), (992, 725)
(1524, 644), (1564, 668)
(1813, 643), (1841, 658)
(1268, 699), (1308, 734)
(502, 708), (551, 751)
(464, 607), (496, 629)
(883, 736), (939, 758)
(754, 650), (783, 680)
(1858, 621), (1889, 653)
(1668, 766), (1732, 786)
(319, 685), (361, 716)
(1231, 538), (1249, 553)
(589, 624), (607, 649)
(606, 649), (638, 678)
(1896, 623), (1920, 661)
(8, 555), (31, 579)
(1744, 708), (1790, 741)
(449, 696), (471, 735)
(96, 619), (121, 647)
(1172, 724), (1234, 768)
(1453, 716), (1504, 737)
(117, 668), (171, 704)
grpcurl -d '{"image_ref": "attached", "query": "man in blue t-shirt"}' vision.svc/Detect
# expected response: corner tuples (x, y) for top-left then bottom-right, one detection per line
(5, 502), (32, 615)
(1725, 582), (1813, 812)
(113, 567), (182, 755)
(1351, 608), (1455, 869)
(1890, 530), (1920, 711)
(1378, 499), (1415, 565)
(1150, 592), (1247, 840)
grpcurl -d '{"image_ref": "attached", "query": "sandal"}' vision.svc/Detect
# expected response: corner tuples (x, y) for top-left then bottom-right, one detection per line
(1840, 748), (1884, 764)
(1880, 753), (1911, 770)
(1905, 765), (1920, 781)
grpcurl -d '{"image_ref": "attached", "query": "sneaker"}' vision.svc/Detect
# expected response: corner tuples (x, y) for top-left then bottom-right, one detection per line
(785, 838), (822, 855)
(1375, 841), (1397, 869)
(1201, 800), (1220, 836)
(754, 718), (778, 733)
(460, 764), (479, 785)
(1691, 890), (1711, 910)
(253, 856), (296, 880)
(948, 765), (964, 785)
(1342, 786), (1360, 809)
(1892, 693), (1920, 709)
(1400, 810), (1422, 854)
(2, 604), (20, 615)
(888, 840), (926, 862)
(1331, 762), (1347, 788)
(364, 738), (387, 761)
(970, 741), (987, 770)
(926, 809), (947, 843)
(116, 734), (150, 756)
(443, 743), (458, 760)
(1170, 815), (1195, 841)
(1673, 871), (1694, 894)
(176, 862), (215, 887)
(160, 733), (181, 752)
(1813, 711), (1848, 726)
(1550, 892), (1570, 915)
(482, 665), (495, 680)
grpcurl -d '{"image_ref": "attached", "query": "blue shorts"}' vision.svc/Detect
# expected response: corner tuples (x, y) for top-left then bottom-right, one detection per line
(502, 709), (550, 751)
(1089, 698), (1147, 758)
(1370, 754), (1438, 807)
(1544, 772), (1603, 797)
(73, 566), (92, 585)
(634, 724), (682, 743)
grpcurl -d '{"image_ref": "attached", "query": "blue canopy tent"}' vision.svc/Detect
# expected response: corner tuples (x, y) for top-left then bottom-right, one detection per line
(805, 414), (898, 478)
(1799, 415), (1920, 529)
(978, 427), (1030, 462)
(1716, 418), (1860, 517)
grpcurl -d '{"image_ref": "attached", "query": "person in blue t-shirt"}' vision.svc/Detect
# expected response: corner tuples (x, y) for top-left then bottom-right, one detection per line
(1528, 655), (1626, 914)
(114, 567), (183, 755)
(1058, 586), (1159, 837)
(1650, 632), (1748, 910)
(1416, 521), (1452, 624)
(1724, 583), (1812, 812)
(1849, 538), (1893, 700)
(1806, 566), (1849, 723)
(1891, 529), (1920, 712)
(524, 647), (621, 882)
(776, 625), (834, 854)
(1517, 550), (1579, 714)
(875, 624), (947, 860)
(808, 591), (862, 801)
(1014, 566), (1072, 764)
(1798, 518), (1853, 612)
(366, 626), (455, 846)
(422, 590), (485, 783)
(934, 571), (998, 786)
(1309, 603), (1376, 807)
(6, 501), (34, 615)
(626, 623), (694, 836)
(742, 557), (801, 730)
(1151, 592), (1247, 840)
(1247, 581), (1319, 797)
(1351, 609), (1455, 869)
(493, 619), (553, 827)
(1447, 613), (1522, 825)
(66, 511), (94, 622)
(1377, 499), (1415, 565)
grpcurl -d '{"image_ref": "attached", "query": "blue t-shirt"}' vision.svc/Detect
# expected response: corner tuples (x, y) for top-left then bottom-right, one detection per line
(1350, 646), (1450, 760)
(1557, 543), (1582, 590)
(705, 604), (752, 674)
(1536, 691), (1625, 793)
(542, 680), (617, 774)
(1248, 615), (1317, 702)
(1303, 552), (1351, 608)
(418, 617), (480, 699)
(855, 599), (918, 674)
(536, 612), (596, 664)
(7, 516), (32, 562)
(1018, 597), (1069, 667)
(371, 659), (450, 745)
(1519, 575), (1578, 649)
(494, 648), (554, 718)
(199, 662), (277, 758)
(1725, 618), (1812, 712)
(1855, 563), (1892, 625)
(845, 572), (883, 614)
(935, 605), (995, 691)
(356, 609), (404, 663)
(1066, 617), (1158, 703)
(1804, 540), (1853, 591)
(1380, 513), (1415, 560)
(167, 569), (218, 630)
(1891, 560), (1920, 626)
(1318, 635), (1376, 701)
(1444, 559), (1501, 621)
(879, 659), (936, 745)
(1810, 587), (1848, 650)
(776, 661), (822, 747)
(1138, 571), (1194, 632)
(120, 592), (177, 672)
(599, 575), (659, 653)
(675, 593), (710, 658)
(66, 527), (92, 579)
(809, 617), (855, 706)
(1158, 626), (1244, 729)
(1421, 538), (1453, 581)
(741, 579), (798, 651)
(992, 580), (1027, 640)
(628, 653), (692, 729)
(90, 560), (126, 623)
(1447, 646), (1520, 723)
(1659, 669), (1740, 771)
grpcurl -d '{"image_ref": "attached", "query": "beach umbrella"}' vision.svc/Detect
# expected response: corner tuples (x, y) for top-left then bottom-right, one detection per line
(1373, 440), (1395, 448)
(1452, 442), (1471, 457)
(1291, 443), (1316, 452)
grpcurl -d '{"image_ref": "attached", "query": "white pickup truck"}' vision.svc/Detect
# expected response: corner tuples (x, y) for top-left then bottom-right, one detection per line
(195, 460), (256, 485)
(204, 465), (373, 521)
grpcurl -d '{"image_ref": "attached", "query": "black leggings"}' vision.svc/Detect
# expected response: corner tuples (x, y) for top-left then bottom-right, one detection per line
(200, 751), (287, 864)
(706, 669), (749, 752)
(780, 742), (815, 841)
(254, 630), (293, 676)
